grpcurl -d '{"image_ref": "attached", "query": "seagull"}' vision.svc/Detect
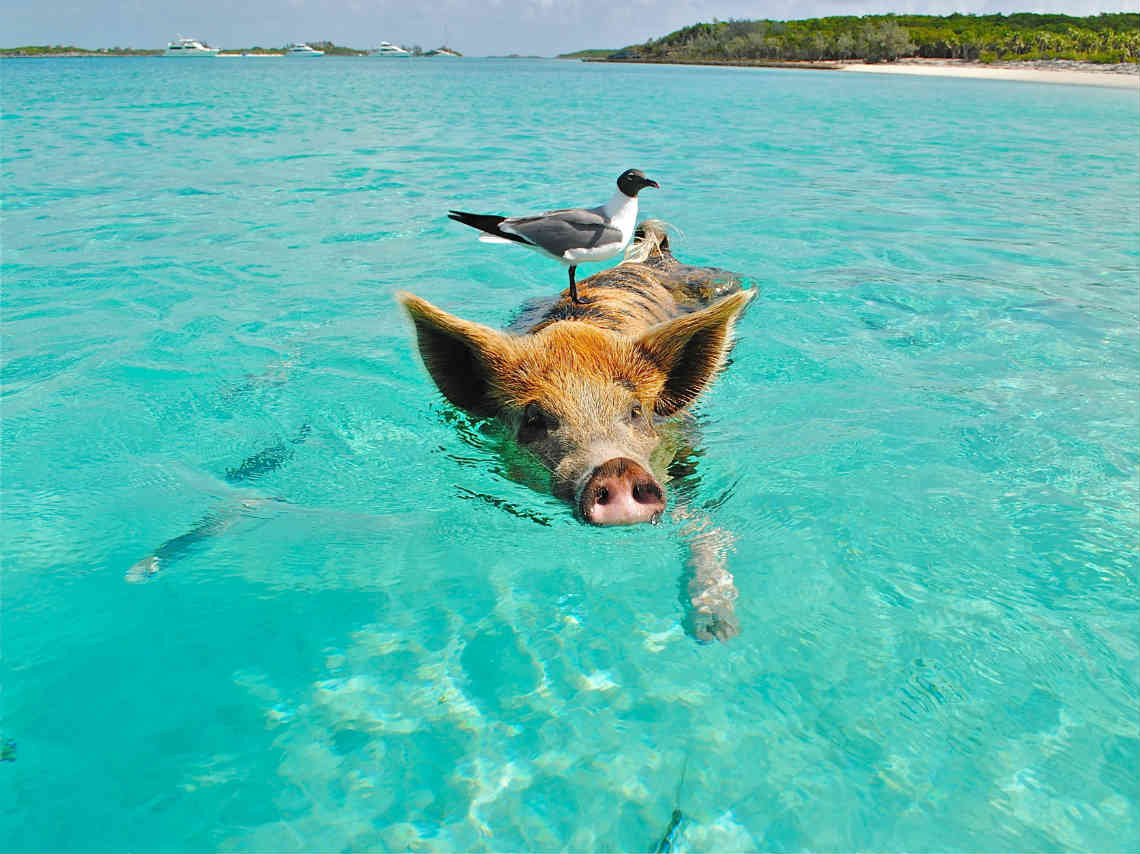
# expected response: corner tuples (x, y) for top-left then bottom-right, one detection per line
(448, 169), (660, 304)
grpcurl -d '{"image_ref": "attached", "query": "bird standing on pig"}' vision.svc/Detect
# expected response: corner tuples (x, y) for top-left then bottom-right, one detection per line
(399, 221), (752, 641)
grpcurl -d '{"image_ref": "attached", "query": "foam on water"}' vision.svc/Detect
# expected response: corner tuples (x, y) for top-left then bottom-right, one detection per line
(2, 57), (1138, 851)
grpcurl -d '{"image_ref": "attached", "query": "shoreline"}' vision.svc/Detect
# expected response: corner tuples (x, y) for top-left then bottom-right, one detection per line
(839, 58), (1138, 88)
(585, 57), (842, 71)
(593, 56), (1138, 88)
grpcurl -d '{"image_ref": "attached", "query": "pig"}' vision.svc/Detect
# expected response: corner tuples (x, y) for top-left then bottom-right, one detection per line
(399, 221), (753, 641)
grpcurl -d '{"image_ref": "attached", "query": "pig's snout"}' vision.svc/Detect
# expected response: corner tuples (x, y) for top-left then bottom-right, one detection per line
(579, 458), (665, 525)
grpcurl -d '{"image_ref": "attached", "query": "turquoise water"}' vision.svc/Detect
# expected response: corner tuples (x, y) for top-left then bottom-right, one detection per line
(2, 56), (1138, 851)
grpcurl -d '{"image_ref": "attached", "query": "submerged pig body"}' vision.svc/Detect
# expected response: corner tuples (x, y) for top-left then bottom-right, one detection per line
(399, 222), (753, 526)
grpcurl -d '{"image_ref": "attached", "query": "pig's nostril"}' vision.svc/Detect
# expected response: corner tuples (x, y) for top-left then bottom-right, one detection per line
(595, 486), (610, 505)
(632, 481), (662, 505)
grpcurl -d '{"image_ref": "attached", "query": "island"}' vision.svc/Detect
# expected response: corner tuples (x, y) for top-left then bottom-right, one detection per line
(573, 13), (1139, 66)
(556, 49), (618, 60)
(0, 45), (162, 56)
(0, 41), (461, 58)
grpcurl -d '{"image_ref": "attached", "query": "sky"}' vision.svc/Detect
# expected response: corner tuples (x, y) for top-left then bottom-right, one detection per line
(1, 0), (1136, 57)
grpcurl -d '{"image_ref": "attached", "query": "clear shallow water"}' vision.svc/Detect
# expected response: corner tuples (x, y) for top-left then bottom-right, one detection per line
(1, 57), (1138, 852)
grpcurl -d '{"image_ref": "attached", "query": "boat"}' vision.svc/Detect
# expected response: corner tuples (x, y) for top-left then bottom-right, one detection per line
(163, 36), (220, 57)
(370, 42), (411, 57)
(425, 47), (460, 57)
(285, 42), (324, 56)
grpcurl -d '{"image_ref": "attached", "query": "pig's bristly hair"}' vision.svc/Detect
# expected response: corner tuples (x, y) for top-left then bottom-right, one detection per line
(397, 224), (754, 421)
(622, 219), (677, 265)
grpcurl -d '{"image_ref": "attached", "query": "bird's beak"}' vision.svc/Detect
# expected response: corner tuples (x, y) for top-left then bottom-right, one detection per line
(645, 179), (660, 189)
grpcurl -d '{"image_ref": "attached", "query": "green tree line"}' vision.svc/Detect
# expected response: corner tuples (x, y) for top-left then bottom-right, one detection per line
(1, 45), (162, 56)
(610, 13), (1140, 64)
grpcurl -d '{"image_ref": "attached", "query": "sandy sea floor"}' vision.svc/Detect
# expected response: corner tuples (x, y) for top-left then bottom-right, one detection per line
(839, 58), (1139, 88)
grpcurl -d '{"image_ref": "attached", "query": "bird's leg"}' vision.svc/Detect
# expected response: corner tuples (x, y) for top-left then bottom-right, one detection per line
(568, 266), (582, 304)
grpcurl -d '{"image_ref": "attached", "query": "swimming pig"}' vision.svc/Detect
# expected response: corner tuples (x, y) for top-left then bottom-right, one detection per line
(124, 223), (750, 642)
(399, 221), (752, 640)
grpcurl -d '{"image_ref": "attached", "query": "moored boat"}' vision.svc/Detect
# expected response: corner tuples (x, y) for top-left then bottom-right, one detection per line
(286, 42), (324, 56)
(164, 37), (220, 57)
(370, 41), (411, 57)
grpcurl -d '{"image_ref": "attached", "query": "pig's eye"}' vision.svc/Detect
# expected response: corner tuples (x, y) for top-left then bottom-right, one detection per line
(519, 402), (555, 443)
(630, 402), (644, 422)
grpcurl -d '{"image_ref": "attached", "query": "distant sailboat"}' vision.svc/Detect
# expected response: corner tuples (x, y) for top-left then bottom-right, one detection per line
(425, 25), (460, 57)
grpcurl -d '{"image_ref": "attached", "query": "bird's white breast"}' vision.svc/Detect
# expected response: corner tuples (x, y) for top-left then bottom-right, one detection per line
(602, 190), (639, 247)
(560, 191), (638, 264)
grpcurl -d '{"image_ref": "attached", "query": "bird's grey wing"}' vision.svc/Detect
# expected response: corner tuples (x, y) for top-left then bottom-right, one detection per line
(501, 208), (623, 256)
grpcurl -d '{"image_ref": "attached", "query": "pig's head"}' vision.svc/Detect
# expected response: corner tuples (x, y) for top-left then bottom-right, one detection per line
(397, 289), (753, 525)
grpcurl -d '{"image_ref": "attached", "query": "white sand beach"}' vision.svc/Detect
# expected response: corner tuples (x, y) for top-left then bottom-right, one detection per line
(840, 58), (1139, 88)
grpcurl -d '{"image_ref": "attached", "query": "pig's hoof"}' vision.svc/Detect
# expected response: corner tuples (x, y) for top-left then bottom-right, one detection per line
(125, 555), (161, 583)
(691, 607), (739, 644)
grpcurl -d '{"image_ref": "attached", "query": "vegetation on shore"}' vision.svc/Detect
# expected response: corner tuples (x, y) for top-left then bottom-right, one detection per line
(1, 45), (161, 56)
(602, 13), (1140, 64)
(557, 48), (618, 59)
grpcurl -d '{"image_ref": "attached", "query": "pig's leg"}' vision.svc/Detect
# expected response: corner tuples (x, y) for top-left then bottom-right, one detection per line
(127, 427), (309, 582)
(124, 498), (274, 583)
(675, 509), (739, 642)
(674, 506), (738, 638)
(685, 528), (740, 643)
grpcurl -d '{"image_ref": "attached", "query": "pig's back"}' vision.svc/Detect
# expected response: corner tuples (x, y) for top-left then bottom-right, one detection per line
(511, 255), (744, 338)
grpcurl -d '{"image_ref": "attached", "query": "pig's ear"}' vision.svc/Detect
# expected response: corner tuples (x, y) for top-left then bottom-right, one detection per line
(397, 291), (511, 417)
(636, 290), (754, 417)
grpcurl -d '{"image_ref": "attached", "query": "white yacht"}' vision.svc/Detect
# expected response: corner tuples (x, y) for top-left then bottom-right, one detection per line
(285, 42), (324, 56)
(370, 42), (411, 57)
(164, 37), (220, 57)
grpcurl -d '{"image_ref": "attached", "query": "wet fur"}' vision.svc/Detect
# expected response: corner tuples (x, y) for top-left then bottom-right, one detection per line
(398, 221), (753, 509)
(527, 220), (743, 333)
(401, 223), (752, 413)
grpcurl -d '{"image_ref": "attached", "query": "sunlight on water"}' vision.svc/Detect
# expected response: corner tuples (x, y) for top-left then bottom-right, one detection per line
(2, 57), (1138, 851)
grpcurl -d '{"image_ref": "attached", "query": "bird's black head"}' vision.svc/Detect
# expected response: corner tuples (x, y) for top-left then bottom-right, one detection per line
(616, 169), (660, 197)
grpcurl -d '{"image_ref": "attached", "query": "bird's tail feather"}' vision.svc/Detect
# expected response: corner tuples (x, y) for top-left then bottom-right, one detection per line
(448, 210), (528, 245)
